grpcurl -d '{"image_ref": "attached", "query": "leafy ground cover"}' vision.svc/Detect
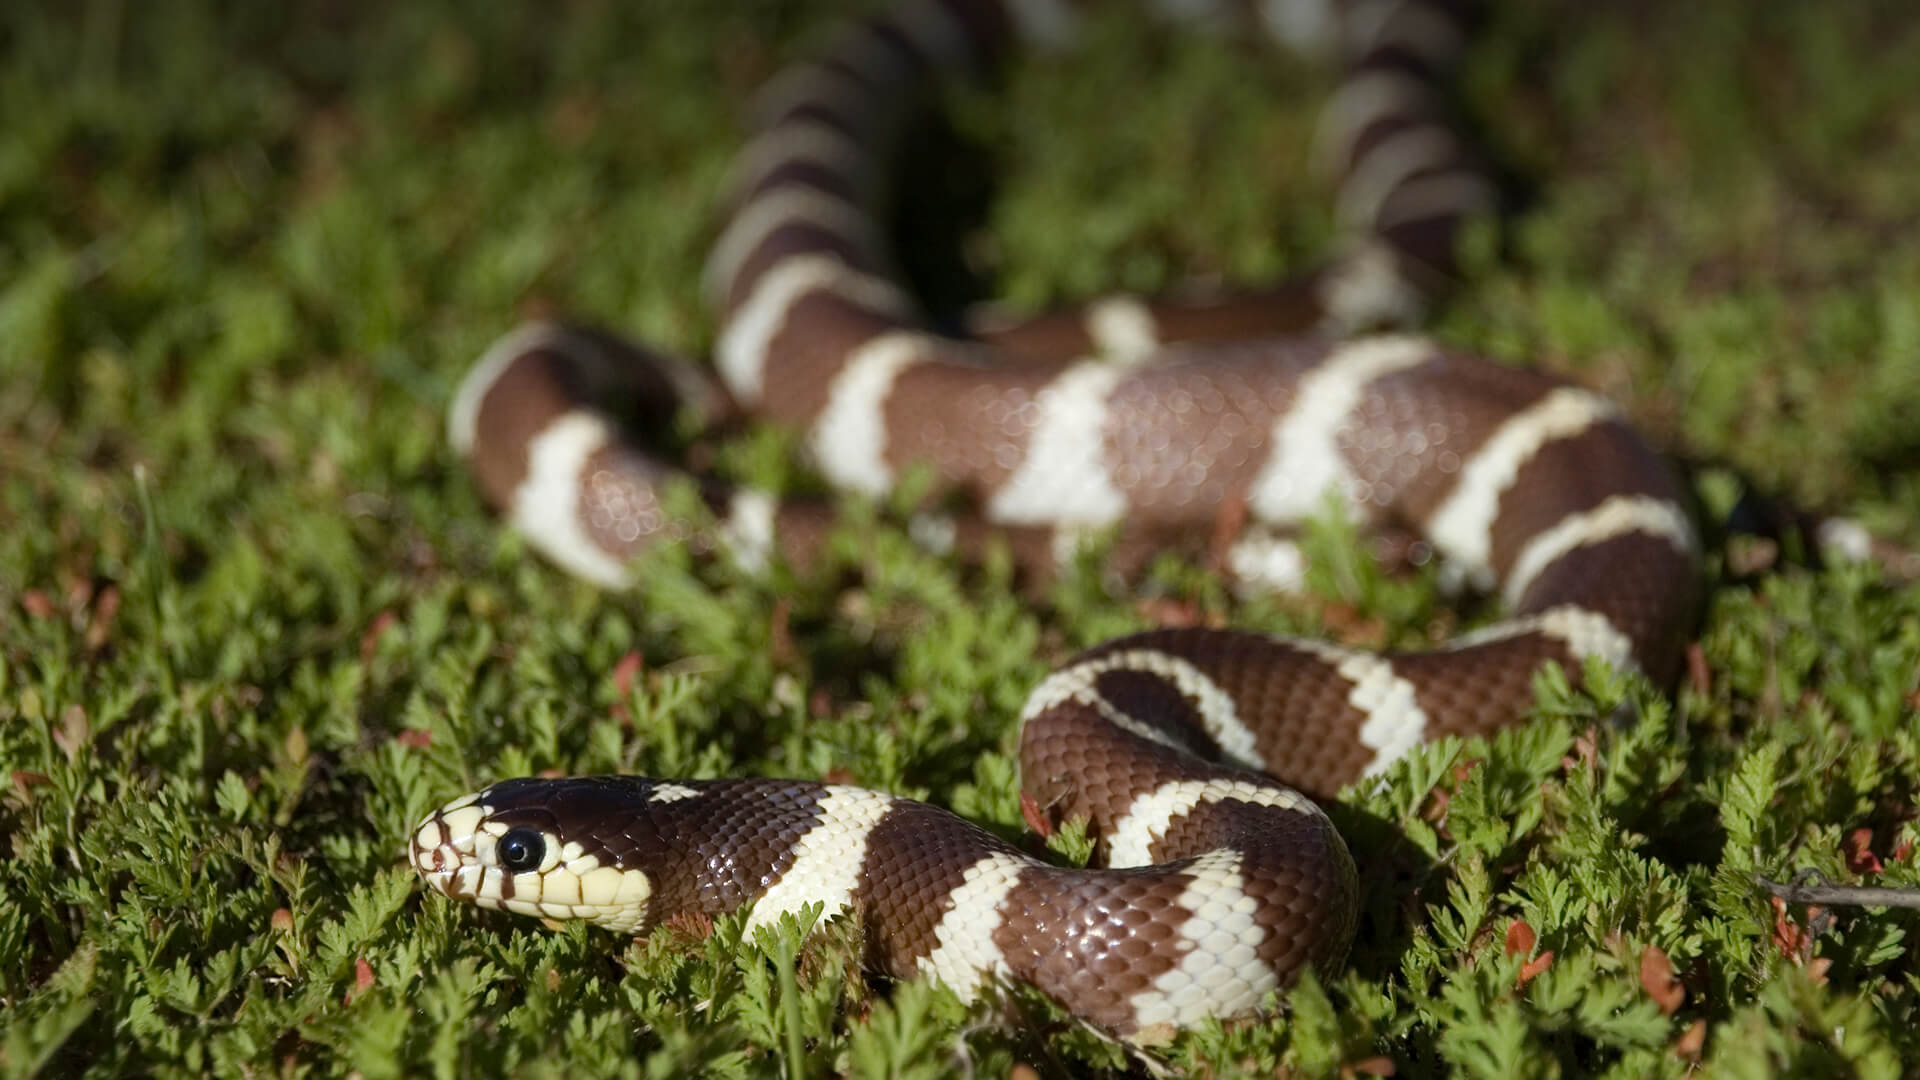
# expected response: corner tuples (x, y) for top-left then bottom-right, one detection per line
(3, 1), (1918, 1076)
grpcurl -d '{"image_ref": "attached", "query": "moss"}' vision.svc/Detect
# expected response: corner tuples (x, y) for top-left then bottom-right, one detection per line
(2, 1), (1917, 1076)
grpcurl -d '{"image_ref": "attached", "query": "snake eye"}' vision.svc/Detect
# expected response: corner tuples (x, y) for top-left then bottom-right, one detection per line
(496, 828), (546, 873)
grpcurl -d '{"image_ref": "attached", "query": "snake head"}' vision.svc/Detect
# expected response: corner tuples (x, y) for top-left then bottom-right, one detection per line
(408, 779), (658, 933)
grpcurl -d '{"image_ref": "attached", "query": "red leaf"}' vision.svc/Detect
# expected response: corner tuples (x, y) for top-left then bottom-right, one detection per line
(1563, 728), (1599, 773)
(1844, 827), (1885, 875)
(1674, 1019), (1706, 1061)
(1639, 945), (1684, 1014)
(1020, 791), (1052, 840)
(610, 650), (645, 724)
(1504, 919), (1537, 958)
(1516, 950), (1553, 987)
(1769, 896), (1816, 962)
(345, 956), (376, 1005)
(10, 770), (51, 792)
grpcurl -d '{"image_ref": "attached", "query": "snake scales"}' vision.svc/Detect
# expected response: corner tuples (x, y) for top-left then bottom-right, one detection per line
(409, 0), (1703, 1042)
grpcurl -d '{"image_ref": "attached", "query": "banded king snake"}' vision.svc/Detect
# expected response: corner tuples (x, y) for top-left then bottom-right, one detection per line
(408, 0), (1715, 1043)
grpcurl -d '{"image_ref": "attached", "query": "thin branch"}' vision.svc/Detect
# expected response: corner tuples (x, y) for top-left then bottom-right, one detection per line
(1755, 870), (1920, 910)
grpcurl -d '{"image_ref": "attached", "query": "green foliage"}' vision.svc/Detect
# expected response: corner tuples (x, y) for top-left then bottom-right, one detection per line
(4, 0), (1920, 1077)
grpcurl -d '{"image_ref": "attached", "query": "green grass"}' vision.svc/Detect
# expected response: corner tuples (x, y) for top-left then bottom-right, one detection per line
(4, 1), (1920, 1076)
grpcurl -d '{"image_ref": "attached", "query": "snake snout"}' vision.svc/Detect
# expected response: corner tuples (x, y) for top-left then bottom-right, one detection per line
(408, 794), (489, 899)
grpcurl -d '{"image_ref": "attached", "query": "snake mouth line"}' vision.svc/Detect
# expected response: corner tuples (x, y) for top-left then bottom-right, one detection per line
(408, 816), (462, 894)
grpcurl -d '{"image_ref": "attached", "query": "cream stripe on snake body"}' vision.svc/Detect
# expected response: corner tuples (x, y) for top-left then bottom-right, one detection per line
(1022, 658), (1196, 757)
(704, 185), (889, 303)
(1315, 240), (1431, 328)
(1314, 68), (1435, 172)
(1247, 335), (1432, 523)
(430, 0), (1706, 1046)
(514, 413), (630, 588)
(1503, 494), (1698, 606)
(1086, 296), (1162, 359)
(447, 322), (562, 456)
(1335, 127), (1466, 229)
(1290, 640), (1431, 777)
(715, 255), (911, 404)
(1447, 603), (1638, 673)
(1022, 648), (1268, 771)
(915, 852), (1029, 1002)
(986, 362), (1132, 525)
(748, 64), (887, 137)
(749, 60), (863, 120)
(1530, 607), (1638, 668)
(745, 786), (898, 932)
(809, 332), (933, 495)
(1424, 386), (1624, 591)
(1106, 778), (1318, 866)
(1126, 851), (1274, 1034)
(725, 120), (873, 202)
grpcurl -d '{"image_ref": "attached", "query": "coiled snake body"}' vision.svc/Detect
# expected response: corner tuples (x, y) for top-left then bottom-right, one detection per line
(410, 0), (1702, 1042)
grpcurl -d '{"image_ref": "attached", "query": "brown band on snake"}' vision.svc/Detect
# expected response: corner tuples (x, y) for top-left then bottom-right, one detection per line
(879, 357), (1068, 493)
(852, 797), (1028, 977)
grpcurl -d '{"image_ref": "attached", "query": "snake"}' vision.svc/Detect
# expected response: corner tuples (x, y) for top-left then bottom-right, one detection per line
(408, 0), (1703, 1044)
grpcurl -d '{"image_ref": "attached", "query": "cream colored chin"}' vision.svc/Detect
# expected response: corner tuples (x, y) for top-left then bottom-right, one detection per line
(478, 867), (657, 934)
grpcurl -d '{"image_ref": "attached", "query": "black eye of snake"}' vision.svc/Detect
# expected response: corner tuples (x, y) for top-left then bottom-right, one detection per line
(497, 828), (545, 873)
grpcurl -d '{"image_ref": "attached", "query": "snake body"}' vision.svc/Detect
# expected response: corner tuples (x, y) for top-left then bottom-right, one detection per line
(411, 0), (1702, 1041)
